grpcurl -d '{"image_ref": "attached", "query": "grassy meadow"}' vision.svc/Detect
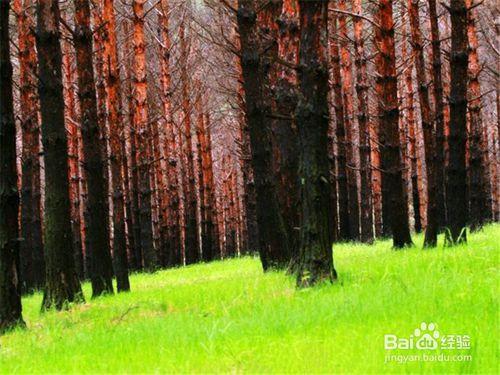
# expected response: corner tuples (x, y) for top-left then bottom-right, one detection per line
(0, 225), (498, 374)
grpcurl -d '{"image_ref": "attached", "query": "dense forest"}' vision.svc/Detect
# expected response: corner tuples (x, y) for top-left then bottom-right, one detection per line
(0, 0), (498, 333)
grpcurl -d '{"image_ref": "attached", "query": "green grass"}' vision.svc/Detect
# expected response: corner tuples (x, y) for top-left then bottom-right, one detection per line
(0, 225), (498, 374)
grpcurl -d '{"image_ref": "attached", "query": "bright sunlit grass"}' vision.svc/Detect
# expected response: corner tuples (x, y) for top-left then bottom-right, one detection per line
(0, 224), (498, 373)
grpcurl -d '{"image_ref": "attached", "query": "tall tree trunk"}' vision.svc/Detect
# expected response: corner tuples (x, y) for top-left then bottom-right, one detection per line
(446, 0), (469, 244)
(73, 0), (114, 296)
(62, 39), (84, 280)
(132, 0), (157, 270)
(352, 0), (374, 243)
(237, 0), (291, 271)
(275, 0), (300, 257)
(159, 0), (182, 266)
(0, 0), (24, 332)
(102, 0), (129, 291)
(296, 0), (337, 287)
(124, 20), (142, 270)
(328, 13), (351, 240)
(374, 0), (413, 248)
(428, 0), (447, 228)
(408, 0), (438, 246)
(179, 13), (200, 265)
(466, 0), (493, 230)
(36, 0), (84, 310)
(15, 0), (45, 291)
(337, 0), (360, 241)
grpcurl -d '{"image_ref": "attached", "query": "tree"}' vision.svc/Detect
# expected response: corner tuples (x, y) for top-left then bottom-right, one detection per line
(0, 0), (24, 332)
(102, 0), (130, 291)
(352, 0), (374, 243)
(237, 0), (291, 271)
(445, 0), (469, 243)
(374, 0), (413, 248)
(466, 0), (493, 230)
(14, 0), (45, 291)
(132, 0), (157, 270)
(408, 0), (438, 246)
(295, 0), (337, 287)
(36, 0), (84, 310)
(73, 0), (114, 296)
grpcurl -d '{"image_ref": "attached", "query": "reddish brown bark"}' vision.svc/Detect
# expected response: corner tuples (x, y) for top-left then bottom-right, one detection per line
(352, 0), (373, 243)
(374, 0), (413, 247)
(102, 0), (130, 291)
(132, 0), (157, 269)
(62, 39), (84, 280)
(337, 0), (360, 241)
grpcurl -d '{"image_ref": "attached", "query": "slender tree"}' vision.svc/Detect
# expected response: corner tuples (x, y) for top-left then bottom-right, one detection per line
(36, 0), (84, 309)
(73, 0), (114, 296)
(14, 0), (45, 291)
(0, 0), (24, 332)
(295, 0), (337, 286)
(132, 0), (157, 270)
(408, 0), (438, 246)
(445, 0), (469, 243)
(102, 0), (130, 291)
(374, 0), (413, 247)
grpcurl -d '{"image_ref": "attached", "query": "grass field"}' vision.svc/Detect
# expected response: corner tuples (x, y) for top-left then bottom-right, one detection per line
(0, 225), (498, 374)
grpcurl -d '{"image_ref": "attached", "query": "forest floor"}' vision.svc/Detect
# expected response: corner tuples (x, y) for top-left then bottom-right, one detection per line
(0, 225), (498, 374)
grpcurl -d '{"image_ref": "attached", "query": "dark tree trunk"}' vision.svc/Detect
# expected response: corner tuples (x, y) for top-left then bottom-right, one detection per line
(328, 14), (351, 241)
(0, 0), (24, 332)
(237, 0), (292, 271)
(16, 0), (45, 291)
(295, 0), (337, 287)
(445, 0), (469, 243)
(408, 0), (438, 246)
(73, 0), (114, 297)
(466, 0), (493, 231)
(36, 0), (84, 310)
(428, 0), (447, 228)
(374, 0), (413, 248)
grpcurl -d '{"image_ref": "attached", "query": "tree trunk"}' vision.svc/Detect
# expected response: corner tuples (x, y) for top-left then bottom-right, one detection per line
(36, 0), (84, 310)
(179, 15), (200, 265)
(328, 13), (351, 241)
(352, 0), (374, 243)
(446, 0), (469, 244)
(102, 0), (130, 291)
(62, 38), (84, 280)
(428, 0), (447, 228)
(237, 0), (291, 271)
(15, 0), (45, 291)
(132, 0), (157, 270)
(337, 0), (360, 241)
(295, 0), (337, 287)
(374, 0), (413, 248)
(466, 0), (493, 230)
(73, 0), (114, 296)
(408, 0), (438, 246)
(0, 0), (24, 332)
